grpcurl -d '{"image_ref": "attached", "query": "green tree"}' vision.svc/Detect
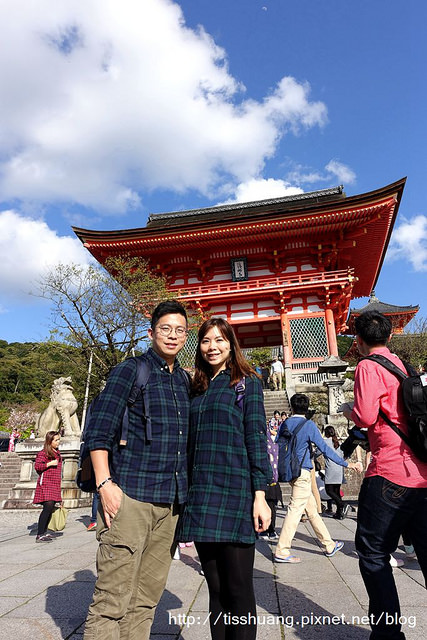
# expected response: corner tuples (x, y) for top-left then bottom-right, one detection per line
(246, 347), (273, 367)
(337, 335), (354, 360)
(389, 316), (427, 369)
(36, 256), (181, 394)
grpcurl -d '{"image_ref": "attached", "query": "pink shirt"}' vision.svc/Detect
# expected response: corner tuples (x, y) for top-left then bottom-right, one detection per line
(351, 346), (427, 488)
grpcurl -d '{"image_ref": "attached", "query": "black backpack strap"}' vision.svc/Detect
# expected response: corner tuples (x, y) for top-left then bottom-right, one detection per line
(363, 354), (408, 380)
(120, 356), (152, 446)
(377, 409), (412, 447)
(363, 354), (413, 447)
(293, 419), (309, 465)
(235, 377), (246, 411)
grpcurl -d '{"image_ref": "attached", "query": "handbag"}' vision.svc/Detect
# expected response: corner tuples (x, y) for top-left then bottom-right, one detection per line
(48, 505), (68, 531)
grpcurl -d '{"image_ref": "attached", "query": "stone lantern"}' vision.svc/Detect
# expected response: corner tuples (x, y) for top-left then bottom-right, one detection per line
(317, 355), (349, 436)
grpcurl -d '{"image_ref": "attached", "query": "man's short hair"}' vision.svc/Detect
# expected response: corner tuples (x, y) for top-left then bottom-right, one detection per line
(290, 393), (310, 414)
(354, 310), (392, 346)
(150, 300), (187, 329)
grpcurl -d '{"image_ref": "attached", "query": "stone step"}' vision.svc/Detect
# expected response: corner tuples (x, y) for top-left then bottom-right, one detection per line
(263, 390), (291, 421)
(0, 452), (22, 509)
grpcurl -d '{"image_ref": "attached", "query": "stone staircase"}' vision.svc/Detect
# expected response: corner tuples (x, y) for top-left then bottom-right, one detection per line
(0, 452), (22, 508)
(263, 389), (291, 422)
(262, 391), (292, 503)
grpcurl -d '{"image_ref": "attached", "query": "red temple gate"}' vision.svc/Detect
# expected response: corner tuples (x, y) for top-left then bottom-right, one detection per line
(73, 178), (406, 388)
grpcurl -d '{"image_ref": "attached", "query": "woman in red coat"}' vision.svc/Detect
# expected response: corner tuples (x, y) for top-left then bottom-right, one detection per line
(33, 431), (62, 543)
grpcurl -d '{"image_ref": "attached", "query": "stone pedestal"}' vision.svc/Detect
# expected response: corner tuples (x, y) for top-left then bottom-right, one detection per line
(323, 378), (350, 438)
(3, 438), (91, 509)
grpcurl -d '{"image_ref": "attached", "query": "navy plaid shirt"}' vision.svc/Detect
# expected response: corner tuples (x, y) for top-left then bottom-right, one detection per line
(178, 371), (271, 543)
(85, 348), (190, 504)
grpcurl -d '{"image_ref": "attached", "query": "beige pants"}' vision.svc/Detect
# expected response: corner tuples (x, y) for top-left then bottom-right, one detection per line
(276, 469), (335, 557)
(310, 467), (322, 514)
(272, 372), (282, 390)
(84, 492), (178, 640)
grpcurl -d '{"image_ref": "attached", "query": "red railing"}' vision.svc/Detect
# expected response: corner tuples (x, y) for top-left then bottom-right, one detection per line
(175, 268), (355, 300)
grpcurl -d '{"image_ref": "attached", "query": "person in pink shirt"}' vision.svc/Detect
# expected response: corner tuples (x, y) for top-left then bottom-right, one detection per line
(342, 311), (427, 640)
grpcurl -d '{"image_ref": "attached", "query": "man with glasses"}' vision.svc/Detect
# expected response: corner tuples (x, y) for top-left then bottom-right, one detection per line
(84, 300), (190, 640)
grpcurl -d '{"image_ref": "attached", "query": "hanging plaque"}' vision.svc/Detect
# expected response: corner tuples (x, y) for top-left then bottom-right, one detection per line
(230, 257), (248, 282)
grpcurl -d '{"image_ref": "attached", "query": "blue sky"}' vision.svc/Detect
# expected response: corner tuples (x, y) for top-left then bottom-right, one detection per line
(0, 0), (425, 343)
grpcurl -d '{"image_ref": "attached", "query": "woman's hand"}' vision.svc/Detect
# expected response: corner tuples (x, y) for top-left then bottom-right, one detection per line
(348, 461), (363, 473)
(253, 490), (271, 533)
(99, 482), (123, 529)
(47, 460), (58, 467)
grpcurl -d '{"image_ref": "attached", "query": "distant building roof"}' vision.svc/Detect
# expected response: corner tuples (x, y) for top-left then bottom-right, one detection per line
(345, 290), (419, 336)
(349, 291), (419, 315)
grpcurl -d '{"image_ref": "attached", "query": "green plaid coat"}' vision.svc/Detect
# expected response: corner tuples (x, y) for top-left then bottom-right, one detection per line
(178, 371), (270, 543)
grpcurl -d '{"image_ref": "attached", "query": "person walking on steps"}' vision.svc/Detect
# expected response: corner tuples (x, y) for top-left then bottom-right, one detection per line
(270, 356), (284, 391)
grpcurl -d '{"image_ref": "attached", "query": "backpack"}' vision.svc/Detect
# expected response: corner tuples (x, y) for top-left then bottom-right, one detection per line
(76, 355), (191, 492)
(363, 354), (427, 463)
(277, 418), (309, 482)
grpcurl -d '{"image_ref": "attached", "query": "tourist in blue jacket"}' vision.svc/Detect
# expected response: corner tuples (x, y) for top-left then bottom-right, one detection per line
(179, 317), (271, 640)
(274, 393), (362, 563)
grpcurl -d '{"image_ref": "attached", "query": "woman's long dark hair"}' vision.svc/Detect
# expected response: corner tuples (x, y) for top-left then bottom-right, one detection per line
(43, 431), (60, 459)
(324, 425), (339, 449)
(192, 318), (257, 395)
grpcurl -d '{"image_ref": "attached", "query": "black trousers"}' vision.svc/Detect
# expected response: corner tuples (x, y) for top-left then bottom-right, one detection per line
(324, 483), (345, 511)
(356, 476), (427, 640)
(196, 542), (257, 640)
(37, 500), (56, 535)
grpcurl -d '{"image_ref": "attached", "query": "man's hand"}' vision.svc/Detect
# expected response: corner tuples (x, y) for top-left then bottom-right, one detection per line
(348, 461), (364, 474)
(253, 491), (271, 533)
(99, 482), (123, 529)
(339, 401), (354, 420)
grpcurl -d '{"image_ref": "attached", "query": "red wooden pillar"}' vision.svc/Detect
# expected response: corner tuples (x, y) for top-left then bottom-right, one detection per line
(325, 307), (338, 356)
(280, 298), (294, 393)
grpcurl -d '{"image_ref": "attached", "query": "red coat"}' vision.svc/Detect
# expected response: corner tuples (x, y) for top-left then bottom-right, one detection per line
(33, 449), (62, 504)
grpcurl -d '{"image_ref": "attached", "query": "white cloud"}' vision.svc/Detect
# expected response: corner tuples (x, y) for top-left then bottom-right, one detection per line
(286, 159), (356, 187)
(0, 0), (327, 212)
(219, 178), (303, 205)
(0, 209), (91, 301)
(387, 215), (427, 272)
(325, 160), (356, 184)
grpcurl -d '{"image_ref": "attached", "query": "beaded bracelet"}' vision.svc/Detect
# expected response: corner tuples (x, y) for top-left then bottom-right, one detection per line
(96, 477), (112, 492)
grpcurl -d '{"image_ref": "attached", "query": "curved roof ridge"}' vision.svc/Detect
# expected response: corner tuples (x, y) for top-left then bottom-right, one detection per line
(147, 186), (344, 222)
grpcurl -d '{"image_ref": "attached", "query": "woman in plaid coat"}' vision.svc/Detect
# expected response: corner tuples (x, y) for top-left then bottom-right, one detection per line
(33, 431), (62, 543)
(179, 318), (271, 640)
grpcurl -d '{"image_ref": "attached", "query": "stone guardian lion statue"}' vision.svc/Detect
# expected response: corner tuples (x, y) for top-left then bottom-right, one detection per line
(36, 376), (81, 438)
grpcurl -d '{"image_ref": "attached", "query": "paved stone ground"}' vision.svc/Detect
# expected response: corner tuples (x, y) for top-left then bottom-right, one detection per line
(0, 504), (425, 639)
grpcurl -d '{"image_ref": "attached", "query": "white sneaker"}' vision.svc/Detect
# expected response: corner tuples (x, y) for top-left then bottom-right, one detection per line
(390, 555), (404, 568)
(173, 547), (180, 560)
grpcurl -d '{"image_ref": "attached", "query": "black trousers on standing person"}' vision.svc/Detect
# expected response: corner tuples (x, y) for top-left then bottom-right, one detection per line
(195, 542), (257, 640)
(37, 500), (56, 535)
(324, 483), (345, 514)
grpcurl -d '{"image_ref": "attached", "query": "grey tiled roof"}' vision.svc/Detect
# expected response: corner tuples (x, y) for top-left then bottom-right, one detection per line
(147, 186), (344, 228)
(350, 299), (419, 314)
